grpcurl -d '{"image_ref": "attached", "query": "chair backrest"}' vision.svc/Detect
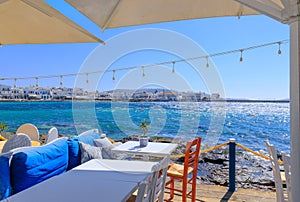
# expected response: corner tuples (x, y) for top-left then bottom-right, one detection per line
(151, 155), (170, 202)
(2, 133), (32, 153)
(282, 152), (292, 202)
(265, 140), (285, 202)
(136, 155), (170, 202)
(78, 129), (99, 137)
(16, 123), (39, 142)
(183, 137), (202, 178)
(46, 127), (58, 144)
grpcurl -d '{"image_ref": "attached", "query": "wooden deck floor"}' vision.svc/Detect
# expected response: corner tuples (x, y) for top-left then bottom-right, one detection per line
(128, 183), (276, 202)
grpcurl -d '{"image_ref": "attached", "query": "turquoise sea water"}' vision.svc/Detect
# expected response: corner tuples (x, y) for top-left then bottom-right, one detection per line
(0, 101), (290, 153)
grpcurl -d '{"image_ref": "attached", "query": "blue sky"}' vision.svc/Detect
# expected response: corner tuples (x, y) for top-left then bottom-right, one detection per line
(0, 1), (289, 99)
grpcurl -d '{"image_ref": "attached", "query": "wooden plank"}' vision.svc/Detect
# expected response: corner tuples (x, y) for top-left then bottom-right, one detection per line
(127, 183), (276, 202)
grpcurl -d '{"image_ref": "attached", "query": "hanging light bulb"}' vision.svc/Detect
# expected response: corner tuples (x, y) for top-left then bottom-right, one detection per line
(172, 62), (175, 73)
(278, 42), (282, 56)
(112, 70), (116, 82)
(206, 56), (209, 68)
(142, 66), (145, 77)
(35, 77), (39, 89)
(239, 50), (243, 64)
(14, 78), (17, 89)
(86, 73), (89, 84)
(59, 75), (63, 88)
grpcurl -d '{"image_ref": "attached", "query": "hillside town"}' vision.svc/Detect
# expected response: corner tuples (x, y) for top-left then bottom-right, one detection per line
(0, 84), (220, 102)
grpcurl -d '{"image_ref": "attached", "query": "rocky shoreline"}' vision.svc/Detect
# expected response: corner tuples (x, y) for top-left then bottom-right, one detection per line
(197, 148), (275, 191)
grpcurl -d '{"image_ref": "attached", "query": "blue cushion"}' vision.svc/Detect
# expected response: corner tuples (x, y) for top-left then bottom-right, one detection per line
(10, 138), (68, 194)
(0, 153), (11, 200)
(67, 138), (81, 170)
(77, 132), (100, 146)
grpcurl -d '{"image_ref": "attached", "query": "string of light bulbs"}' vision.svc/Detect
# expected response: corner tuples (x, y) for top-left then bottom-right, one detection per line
(0, 39), (288, 88)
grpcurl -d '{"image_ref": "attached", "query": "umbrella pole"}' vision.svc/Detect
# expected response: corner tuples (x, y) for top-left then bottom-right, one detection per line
(290, 18), (300, 202)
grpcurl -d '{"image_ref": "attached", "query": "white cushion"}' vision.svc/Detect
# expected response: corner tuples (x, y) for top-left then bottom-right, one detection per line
(79, 142), (102, 164)
(94, 140), (124, 159)
(93, 138), (113, 148)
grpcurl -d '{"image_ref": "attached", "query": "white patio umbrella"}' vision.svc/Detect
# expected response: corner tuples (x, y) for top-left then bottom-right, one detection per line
(65, 0), (300, 201)
(0, 0), (103, 44)
(65, 0), (260, 31)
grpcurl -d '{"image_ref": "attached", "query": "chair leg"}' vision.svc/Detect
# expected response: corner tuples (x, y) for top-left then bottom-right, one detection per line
(182, 179), (187, 202)
(170, 177), (175, 199)
(191, 175), (197, 202)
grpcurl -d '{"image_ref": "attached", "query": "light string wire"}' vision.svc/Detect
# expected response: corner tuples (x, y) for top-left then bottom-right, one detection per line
(0, 39), (288, 83)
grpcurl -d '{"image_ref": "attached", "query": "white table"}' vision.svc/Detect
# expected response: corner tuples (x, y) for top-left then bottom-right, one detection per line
(5, 159), (157, 202)
(111, 141), (178, 159)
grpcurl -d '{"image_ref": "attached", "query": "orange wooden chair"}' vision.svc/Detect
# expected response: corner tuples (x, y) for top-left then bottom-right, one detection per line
(165, 137), (201, 202)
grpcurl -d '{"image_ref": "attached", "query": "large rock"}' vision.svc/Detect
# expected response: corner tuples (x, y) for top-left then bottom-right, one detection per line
(197, 148), (276, 191)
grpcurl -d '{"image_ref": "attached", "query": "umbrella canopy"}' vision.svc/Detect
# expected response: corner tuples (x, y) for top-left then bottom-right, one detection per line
(64, 0), (284, 31)
(0, 0), (103, 44)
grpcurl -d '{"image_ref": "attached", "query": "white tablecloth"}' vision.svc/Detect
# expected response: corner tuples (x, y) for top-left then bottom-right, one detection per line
(111, 141), (178, 157)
